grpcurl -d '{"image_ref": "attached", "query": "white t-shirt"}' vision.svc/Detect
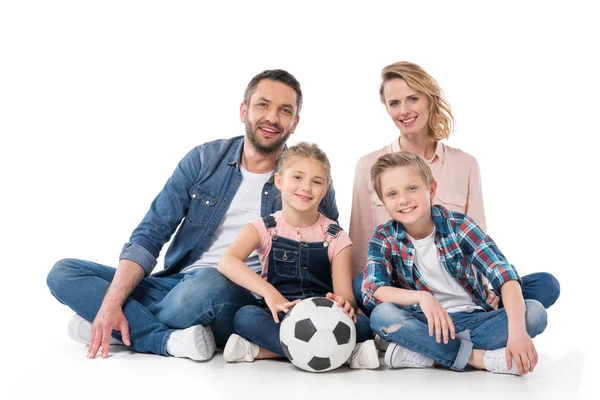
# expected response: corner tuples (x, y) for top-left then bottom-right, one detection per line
(182, 166), (272, 274)
(408, 228), (482, 313)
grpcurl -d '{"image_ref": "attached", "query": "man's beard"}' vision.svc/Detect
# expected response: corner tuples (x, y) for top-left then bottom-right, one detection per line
(245, 120), (292, 154)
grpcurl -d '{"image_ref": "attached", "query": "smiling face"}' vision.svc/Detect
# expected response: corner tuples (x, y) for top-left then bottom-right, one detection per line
(275, 156), (329, 218)
(379, 165), (436, 237)
(382, 78), (431, 139)
(241, 79), (299, 154)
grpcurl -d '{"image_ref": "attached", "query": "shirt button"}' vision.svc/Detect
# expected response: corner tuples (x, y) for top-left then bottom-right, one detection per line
(205, 200), (210, 205)
(192, 194), (196, 199)
(264, 191), (268, 195)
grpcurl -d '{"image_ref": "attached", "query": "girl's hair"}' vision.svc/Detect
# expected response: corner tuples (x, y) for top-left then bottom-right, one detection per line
(379, 61), (455, 142)
(277, 142), (331, 183)
(371, 151), (434, 200)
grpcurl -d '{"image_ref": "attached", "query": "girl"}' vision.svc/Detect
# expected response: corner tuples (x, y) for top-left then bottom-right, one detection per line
(218, 142), (378, 369)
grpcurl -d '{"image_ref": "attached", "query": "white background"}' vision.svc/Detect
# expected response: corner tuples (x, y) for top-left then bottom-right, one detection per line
(1, 1), (598, 399)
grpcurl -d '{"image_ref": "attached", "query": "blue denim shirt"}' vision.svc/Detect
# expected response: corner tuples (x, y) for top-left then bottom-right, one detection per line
(119, 136), (339, 276)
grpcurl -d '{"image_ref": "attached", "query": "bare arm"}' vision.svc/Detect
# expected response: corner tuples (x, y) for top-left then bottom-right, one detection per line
(88, 259), (145, 358)
(218, 224), (298, 322)
(329, 246), (357, 321)
(501, 280), (537, 374)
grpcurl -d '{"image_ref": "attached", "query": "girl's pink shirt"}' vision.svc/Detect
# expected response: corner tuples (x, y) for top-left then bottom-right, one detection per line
(349, 139), (486, 276)
(251, 211), (353, 278)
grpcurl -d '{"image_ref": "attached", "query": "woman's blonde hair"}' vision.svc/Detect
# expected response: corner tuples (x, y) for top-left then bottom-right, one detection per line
(379, 61), (454, 142)
(277, 142), (331, 183)
(371, 151), (435, 201)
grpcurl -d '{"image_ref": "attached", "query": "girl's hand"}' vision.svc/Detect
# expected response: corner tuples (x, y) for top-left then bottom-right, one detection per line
(264, 290), (300, 323)
(506, 331), (538, 375)
(418, 291), (455, 344)
(326, 292), (356, 323)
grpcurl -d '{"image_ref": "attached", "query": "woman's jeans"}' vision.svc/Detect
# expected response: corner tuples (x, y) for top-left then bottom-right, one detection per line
(233, 304), (373, 356)
(47, 258), (259, 355)
(369, 299), (548, 371)
(353, 272), (561, 316)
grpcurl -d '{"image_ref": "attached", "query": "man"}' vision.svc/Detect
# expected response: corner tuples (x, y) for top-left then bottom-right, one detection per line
(47, 69), (338, 361)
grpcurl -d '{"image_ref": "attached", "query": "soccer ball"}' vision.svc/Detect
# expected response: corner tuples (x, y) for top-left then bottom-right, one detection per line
(279, 297), (356, 372)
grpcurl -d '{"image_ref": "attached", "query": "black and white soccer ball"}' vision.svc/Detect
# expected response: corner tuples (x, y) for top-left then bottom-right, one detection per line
(279, 297), (356, 372)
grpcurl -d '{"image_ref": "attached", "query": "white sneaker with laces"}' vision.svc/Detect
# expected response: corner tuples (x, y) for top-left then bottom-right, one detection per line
(384, 343), (435, 369)
(166, 324), (216, 361)
(223, 334), (259, 362)
(347, 340), (380, 369)
(483, 348), (520, 375)
(68, 314), (123, 346)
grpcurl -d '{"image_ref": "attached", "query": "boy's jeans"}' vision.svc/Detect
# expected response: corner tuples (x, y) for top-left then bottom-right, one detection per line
(353, 272), (561, 316)
(47, 258), (259, 355)
(369, 299), (548, 371)
(233, 305), (374, 356)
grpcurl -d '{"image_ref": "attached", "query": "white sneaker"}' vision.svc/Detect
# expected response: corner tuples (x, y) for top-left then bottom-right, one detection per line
(166, 324), (216, 361)
(384, 343), (435, 369)
(347, 340), (380, 369)
(374, 335), (390, 352)
(68, 314), (123, 346)
(483, 348), (520, 375)
(223, 334), (259, 362)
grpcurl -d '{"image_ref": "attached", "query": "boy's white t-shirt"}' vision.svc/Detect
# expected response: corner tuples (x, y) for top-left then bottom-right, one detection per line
(182, 167), (272, 274)
(407, 228), (482, 313)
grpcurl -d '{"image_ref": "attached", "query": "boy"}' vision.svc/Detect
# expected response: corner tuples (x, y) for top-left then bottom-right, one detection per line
(362, 152), (547, 375)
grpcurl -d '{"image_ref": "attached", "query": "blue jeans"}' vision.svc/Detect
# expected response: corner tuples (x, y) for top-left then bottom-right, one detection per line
(233, 305), (373, 356)
(370, 299), (548, 371)
(353, 272), (561, 316)
(46, 258), (259, 355)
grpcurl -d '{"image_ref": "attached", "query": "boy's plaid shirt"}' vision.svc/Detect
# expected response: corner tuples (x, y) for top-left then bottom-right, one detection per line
(361, 205), (521, 312)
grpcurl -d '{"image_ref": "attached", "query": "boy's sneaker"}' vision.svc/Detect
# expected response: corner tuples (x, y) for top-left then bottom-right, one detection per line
(166, 324), (216, 361)
(384, 343), (435, 369)
(483, 348), (520, 375)
(223, 334), (259, 362)
(347, 340), (380, 369)
(68, 314), (123, 346)
(374, 335), (389, 352)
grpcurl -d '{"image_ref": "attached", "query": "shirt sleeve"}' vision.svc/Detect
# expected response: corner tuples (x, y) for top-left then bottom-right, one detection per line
(120, 147), (202, 276)
(361, 229), (394, 311)
(349, 157), (375, 277)
(455, 214), (521, 291)
(328, 230), (352, 261)
(465, 157), (487, 232)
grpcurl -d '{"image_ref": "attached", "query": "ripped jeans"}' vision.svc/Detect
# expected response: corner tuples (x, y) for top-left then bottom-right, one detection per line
(369, 300), (548, 371)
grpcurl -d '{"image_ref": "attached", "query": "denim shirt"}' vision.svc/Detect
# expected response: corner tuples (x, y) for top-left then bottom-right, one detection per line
(119, 136), (339, 276)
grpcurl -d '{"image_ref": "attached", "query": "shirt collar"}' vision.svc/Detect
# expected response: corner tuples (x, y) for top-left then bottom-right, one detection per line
(392, 137), (446, 164)
(227, 136), (285, 182)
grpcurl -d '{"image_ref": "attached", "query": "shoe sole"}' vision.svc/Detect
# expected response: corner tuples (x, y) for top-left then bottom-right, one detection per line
(193, 324), (216, 361)
(68, 315), (123, 346)
(384, 343), (397, 368)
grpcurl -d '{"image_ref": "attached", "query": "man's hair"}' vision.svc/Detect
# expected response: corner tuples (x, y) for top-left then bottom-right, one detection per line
(371, 151), (435, 200)
(379, 61), (454, 142)
(277, 142), (331, 183)
(244, 69), (303, 113)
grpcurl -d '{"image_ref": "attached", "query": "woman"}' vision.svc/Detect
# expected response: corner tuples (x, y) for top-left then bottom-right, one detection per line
(350, 61), (485, 277)
(350, 61), (559, 315)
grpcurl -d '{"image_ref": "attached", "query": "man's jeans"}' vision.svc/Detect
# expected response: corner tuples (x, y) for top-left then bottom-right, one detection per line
(353, 272), (561, 316)
(46, 258), (258, 355)
(370, 299), (548, 371)
(233, 305), (374, 356)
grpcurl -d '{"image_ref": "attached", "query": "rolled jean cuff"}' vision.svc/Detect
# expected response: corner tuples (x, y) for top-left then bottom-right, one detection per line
(451, 339), (473, 371)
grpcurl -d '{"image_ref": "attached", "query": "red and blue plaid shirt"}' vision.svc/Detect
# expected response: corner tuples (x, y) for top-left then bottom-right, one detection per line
(361, 205), (521, 312)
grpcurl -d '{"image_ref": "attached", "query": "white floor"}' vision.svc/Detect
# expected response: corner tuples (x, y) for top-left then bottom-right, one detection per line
(6, 296), (597, 400)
